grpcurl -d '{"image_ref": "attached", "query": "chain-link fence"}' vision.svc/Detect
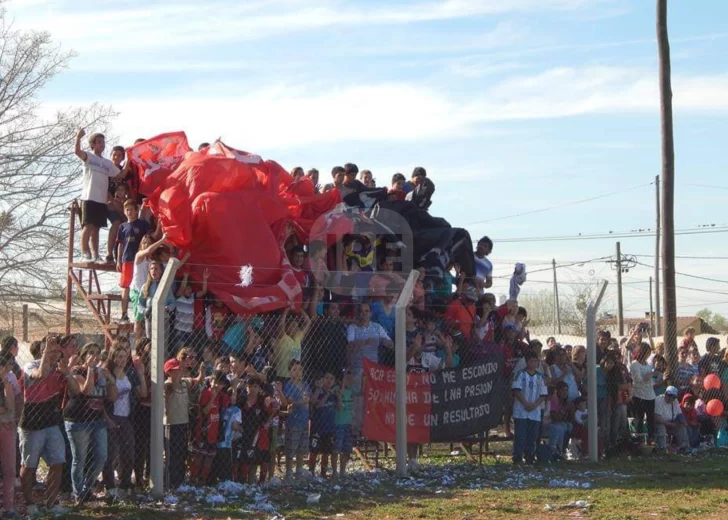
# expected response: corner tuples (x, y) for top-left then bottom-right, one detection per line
(4, 269), (728, 507)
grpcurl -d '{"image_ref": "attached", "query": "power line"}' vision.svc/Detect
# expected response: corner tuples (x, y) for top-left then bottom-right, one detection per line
(464, 182), (652, 227)
(680, 300), (728, 309)
(632, 259), (728, 285)
(676, 285), (728, 296)
(491, 256), (612, 279)
(487, 226), (728, 244)
(631, 254), (728, 261)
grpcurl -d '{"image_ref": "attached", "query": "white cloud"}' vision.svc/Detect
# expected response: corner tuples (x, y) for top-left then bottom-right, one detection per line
(439, 32), (728, 70)
(9, 0), (614, 52)
(448, 59), (532, 78)
(41, 66), (728, 151)
(94, 83), (468, 151)
(467, 67), (728, 121)
(64, 21), (524, 72)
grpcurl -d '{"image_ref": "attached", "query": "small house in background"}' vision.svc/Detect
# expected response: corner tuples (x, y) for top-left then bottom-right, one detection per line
(597, 316), (719, 338)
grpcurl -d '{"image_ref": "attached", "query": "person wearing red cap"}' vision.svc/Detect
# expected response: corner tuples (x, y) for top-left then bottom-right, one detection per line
(163, 358), (191, 489)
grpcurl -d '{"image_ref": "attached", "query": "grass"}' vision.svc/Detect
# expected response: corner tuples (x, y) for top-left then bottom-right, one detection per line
(57, 443), (728, 520)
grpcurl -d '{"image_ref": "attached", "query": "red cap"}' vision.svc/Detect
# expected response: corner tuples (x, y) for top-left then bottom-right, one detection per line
(164, 358), (181, 374)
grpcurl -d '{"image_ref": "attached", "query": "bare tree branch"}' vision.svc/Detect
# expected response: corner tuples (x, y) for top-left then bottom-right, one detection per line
(0, 6), (116, 313)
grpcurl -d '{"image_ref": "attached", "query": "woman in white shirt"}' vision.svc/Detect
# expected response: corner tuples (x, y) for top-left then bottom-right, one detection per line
(102, 344), (146, 498)
(549, 348), (580, 402)
(630, 343), (656, 441)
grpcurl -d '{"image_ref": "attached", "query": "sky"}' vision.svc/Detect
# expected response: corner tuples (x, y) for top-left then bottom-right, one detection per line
(7, 0), (728, 324)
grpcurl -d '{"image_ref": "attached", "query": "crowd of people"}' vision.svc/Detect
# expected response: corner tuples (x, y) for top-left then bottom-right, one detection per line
(511, 326), (728, 465)
(0, 131), (724, 517)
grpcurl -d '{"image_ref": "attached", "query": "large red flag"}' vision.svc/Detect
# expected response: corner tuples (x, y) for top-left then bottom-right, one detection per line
(126, 132), (340, 315)
(127, 132), (192, 203)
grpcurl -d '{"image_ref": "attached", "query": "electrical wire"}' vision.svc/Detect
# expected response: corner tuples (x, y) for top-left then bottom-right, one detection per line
(631, 254), (728, 261)
(632, 259), (728, 285)
(680, 300), (728, 309)
(490, 255), (612, 279)
(676, 285), (728, 296)
(475, 226), (728, 244)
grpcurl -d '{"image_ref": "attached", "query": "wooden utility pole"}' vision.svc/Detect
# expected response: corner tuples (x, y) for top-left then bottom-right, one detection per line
(657, 0), (678, 376)
(649, 277), (654, 332)
(616, 242), (624, 336)
(553, 259), (562, 334)
(654, 175), (662, 335)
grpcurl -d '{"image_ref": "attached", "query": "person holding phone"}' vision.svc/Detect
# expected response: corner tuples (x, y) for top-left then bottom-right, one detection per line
(19, 335), (81, 516)
(630, 342), (657, 441)
(64, 343), (118, 506)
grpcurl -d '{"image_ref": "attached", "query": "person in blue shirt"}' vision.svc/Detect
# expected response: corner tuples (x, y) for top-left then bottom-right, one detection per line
(116, 200), (150, 323)
(371, 288), (396, 339)
(436, 332), (461, 368)
(309, 372), (337, 478)
(281, 360), (311, 481)
(370, 283), (397, 367)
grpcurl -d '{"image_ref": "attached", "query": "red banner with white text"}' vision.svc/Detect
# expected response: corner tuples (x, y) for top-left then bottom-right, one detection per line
(362, 359), (433, 444)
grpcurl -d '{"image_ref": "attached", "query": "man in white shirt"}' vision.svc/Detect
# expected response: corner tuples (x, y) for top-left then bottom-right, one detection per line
(346, 302), (392, 436)
(474, 236), (493, 293)
(346, 303), (393, 374)
(511, 352), (549, 464)
(74, 128), (122, 263)
(654, 386), (689, 451)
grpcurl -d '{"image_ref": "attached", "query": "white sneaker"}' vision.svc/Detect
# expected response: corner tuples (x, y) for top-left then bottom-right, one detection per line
(93, 256), (104, 264)
(82, 253), (93, 261)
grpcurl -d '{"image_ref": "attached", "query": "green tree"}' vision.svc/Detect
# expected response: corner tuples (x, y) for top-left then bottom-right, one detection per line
(518, 283), (613, 337)
(696, 308), (727, 332)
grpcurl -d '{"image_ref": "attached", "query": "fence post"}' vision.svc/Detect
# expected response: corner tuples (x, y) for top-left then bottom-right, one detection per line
(22, 304), (28, 342)
(586, 280), (608, 463)
(395, 270), (418, 477)
(150, 258), (180, 498)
